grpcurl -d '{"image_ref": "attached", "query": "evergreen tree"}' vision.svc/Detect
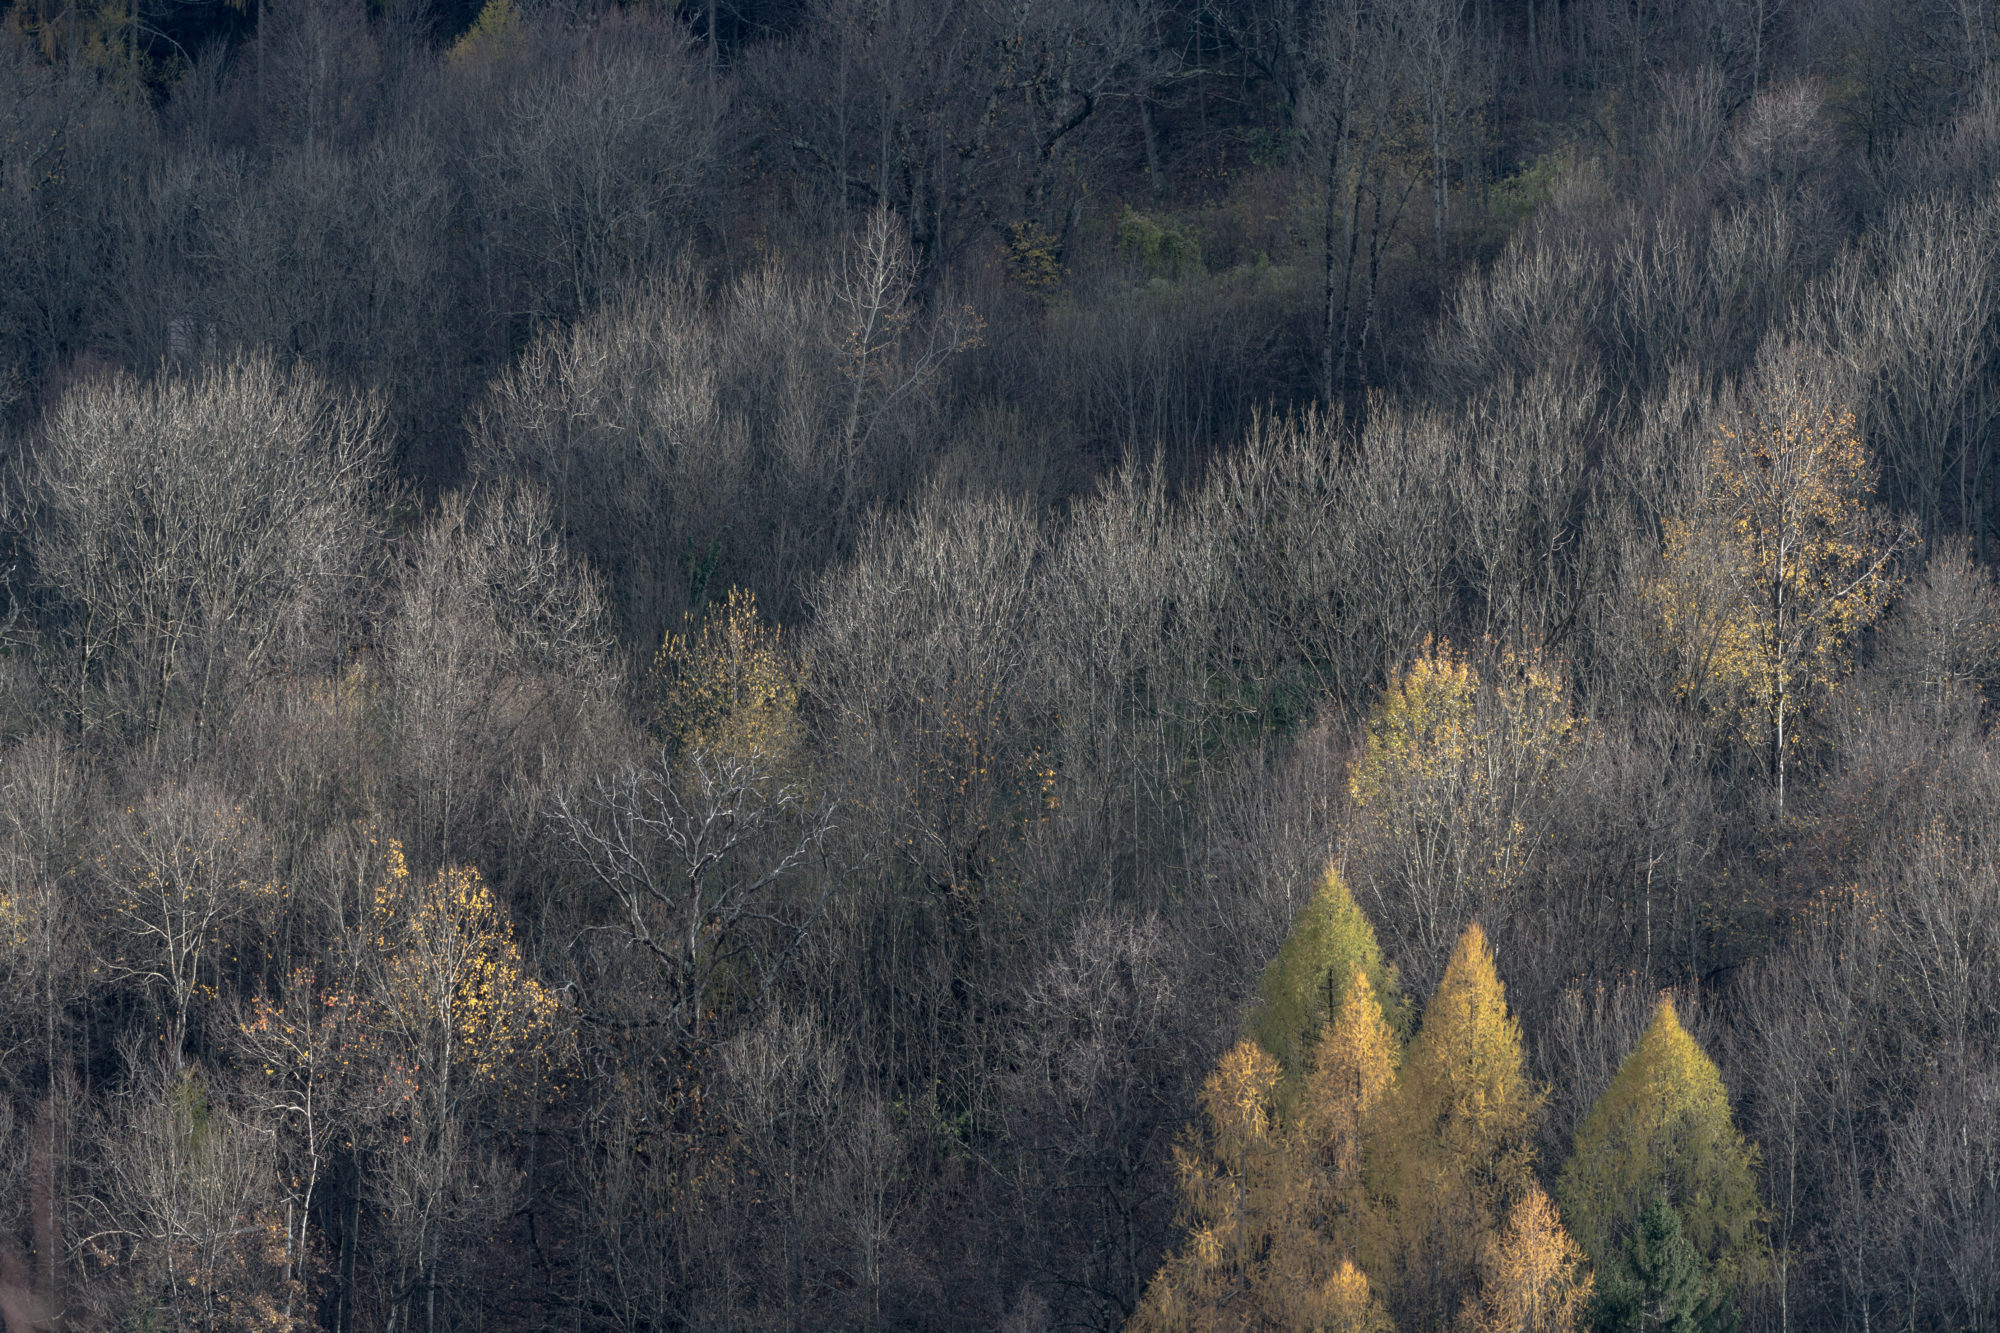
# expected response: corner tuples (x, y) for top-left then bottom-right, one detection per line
(1366, 923), (1544, 1331)
(1251, 864), (1407, 1078)
(1556, 999), (1764, 1317)
(1591, 1195), (1736, 1333)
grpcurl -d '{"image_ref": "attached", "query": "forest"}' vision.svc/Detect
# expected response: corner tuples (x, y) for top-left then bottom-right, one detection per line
(2, 0), (2000, 1327)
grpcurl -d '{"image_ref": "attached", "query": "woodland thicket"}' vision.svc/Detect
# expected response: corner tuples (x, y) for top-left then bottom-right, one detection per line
(3, 0), (2000, 1328)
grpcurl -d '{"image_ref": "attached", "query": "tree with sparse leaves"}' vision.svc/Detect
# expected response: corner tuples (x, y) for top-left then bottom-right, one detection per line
(366, 840), (560, 1333)
(1347, 644), (1577, 992)
(1650, 353), (1912, 810)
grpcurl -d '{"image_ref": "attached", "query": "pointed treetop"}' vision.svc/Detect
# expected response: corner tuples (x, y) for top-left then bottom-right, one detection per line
(1409, 923), (1536, 1122)
(1295, 969), (1401, 1214)
(1252, 864), (1406, 1075)
(1360, 922), (1543, 1327)
(1462, 1184), (1595, 1333)
(1591, 1192), (1735, 1333)
(1557, 994), (1765, 1296)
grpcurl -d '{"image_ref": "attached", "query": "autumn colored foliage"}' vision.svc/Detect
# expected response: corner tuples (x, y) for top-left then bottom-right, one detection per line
(1651, 367), (1911, 807)
(1557, 997), (1765, 1311)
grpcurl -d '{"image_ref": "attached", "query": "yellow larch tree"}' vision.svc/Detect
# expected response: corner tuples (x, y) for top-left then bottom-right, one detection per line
(1135, 866), (1406, 1331)
(1251, 865), (1407, 1080)
(1458, 1185), (1593, 1333)
(1292, 971), (1401, 1249)
(1319, 1260), (1396, 1333)
(1130, 1037), (1373, 1331)
(1555, 996), (1764, 1315)
(1365, 923), (1544, 1332)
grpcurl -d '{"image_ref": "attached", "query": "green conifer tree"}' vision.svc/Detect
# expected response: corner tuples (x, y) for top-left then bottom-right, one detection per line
(1592, 1195), (1737, 1333)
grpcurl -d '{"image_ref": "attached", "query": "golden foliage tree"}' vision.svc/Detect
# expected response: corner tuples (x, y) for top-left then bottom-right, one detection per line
(652, 585), (803, 774)
(370, 842), (560, 1089)
(1457, 1185), (1593, 1333)
(1555, 997), (1764, 1309)
(1366, 923), (1544, 1331)
(1293, 971), (1401, 1245)
(1650, 362), (1910, 810)
(1135, 959), (1403, 1331)
(367, 840), (560, 1330)
(1252, 865), (1407, 1079)
(1347, 643), (1577, 989)
(1319, 1260), (1397, 1333)
(1131, 1039), (1290, 1329)
(1130, 1037), (1381, 1331)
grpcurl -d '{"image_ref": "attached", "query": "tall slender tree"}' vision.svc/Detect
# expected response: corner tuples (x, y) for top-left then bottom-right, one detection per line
(1251, 865), (1406, 1078)
(1365, 923), (1544, 1330)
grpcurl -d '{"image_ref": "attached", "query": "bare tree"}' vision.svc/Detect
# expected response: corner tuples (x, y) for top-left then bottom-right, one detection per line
(27, 355), (388, 753)
(553, 747), (834, 1048)
(94, 787), (279, 1065)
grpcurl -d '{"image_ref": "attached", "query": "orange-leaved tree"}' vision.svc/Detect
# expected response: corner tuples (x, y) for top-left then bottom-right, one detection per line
(1365, 923), (1547, 1330)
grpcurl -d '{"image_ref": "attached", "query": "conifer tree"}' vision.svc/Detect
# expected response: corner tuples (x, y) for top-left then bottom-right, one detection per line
(1459, 1184), (1594, 1333)
(1294, 971), (1400, 1235)
(1132, 1033), (1400, 1332)
(1366, 923), (1544, 1331)
(1555, 998), (1764, 1317)
(1130, 1038), (1294, 1329)
(1252, 864), (1407, 1077)
(1592, 1194), (1735, 1333)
